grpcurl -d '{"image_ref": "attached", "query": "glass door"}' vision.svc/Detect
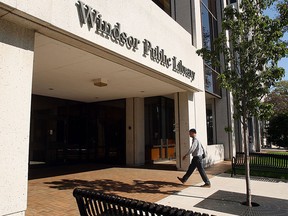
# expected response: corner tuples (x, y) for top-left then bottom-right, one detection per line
(145, 96), (176, 163)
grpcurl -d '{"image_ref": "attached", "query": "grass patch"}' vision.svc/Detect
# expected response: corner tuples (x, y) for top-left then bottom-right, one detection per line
(266, 151), (288, 155)
(227, 168), (288, 180)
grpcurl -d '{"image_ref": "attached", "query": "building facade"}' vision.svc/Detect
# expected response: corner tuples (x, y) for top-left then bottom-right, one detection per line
(0, 0), (262, 215)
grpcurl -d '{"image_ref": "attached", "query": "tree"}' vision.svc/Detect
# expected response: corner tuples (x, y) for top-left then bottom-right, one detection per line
(197, 0), (288, 207)
(265, 80), (288, 116)
(265, 80), (288, 147)
(267, 114), (288, 148)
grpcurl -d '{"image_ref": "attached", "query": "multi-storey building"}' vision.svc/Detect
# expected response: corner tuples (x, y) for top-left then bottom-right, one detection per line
(0, 0), (262, 215)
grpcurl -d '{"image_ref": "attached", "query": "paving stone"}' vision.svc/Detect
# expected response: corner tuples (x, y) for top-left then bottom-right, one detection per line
(26, 161), (230, 215)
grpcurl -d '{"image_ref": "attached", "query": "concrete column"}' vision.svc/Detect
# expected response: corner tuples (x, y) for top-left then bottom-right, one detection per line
(214, 89), (236, 160)
(175, 91), (208, 170)
(193, 91), (209, 167)
(175, 92), (195, 170)
(0, 20), (34, 216)
(126, 98), (145, 165)
(193, 92), (208, 145)
(192, 0), (204, 48)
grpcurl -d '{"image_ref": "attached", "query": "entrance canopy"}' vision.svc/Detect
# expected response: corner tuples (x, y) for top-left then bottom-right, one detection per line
(32, 33), (186, 102)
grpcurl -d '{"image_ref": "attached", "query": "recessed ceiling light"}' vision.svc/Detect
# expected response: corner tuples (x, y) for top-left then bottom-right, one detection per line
(93, 78), (108, 87)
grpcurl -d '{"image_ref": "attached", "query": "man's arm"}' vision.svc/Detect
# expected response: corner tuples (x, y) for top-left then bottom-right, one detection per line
(182, 139), (197, 160)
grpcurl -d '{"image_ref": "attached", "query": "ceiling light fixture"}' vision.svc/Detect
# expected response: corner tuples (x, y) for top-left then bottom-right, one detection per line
(93, 78), (108, 87)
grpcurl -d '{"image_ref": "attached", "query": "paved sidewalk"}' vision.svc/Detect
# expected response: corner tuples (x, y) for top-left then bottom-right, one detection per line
(26, 161), (230, 215)
(158, 173), (288, 215)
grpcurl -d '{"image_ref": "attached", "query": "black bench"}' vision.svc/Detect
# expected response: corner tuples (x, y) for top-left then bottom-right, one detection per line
(73, 188), (211, 216)
(231, 152), (288, 177)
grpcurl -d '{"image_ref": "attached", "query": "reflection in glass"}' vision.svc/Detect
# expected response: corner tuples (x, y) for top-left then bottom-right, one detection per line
(204, 66), (221, 96)
(201, 0), (220, 96)
(152, 0), (171, 15)
(206, 103), (214, 145)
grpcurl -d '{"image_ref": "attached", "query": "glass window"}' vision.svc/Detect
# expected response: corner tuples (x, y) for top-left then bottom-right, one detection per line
(204, 65), (221, 96)
(206, 103), (214, 145)
(201, 0), (218, 53)
(152, 0), (171, 15)
(174, 0), (193, 36)
(201, 0), (220, 96)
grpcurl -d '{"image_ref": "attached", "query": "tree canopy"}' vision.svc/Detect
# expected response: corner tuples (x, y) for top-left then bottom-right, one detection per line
(265, 80), (288, 148)
(265, 80), (288, 116)
(197, 0), (288, 207)
(197, 0), (288, 121)
(267, 114), (288, 148)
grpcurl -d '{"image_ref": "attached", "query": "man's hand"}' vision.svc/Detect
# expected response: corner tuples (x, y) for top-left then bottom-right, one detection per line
(182, 155), (187, 160)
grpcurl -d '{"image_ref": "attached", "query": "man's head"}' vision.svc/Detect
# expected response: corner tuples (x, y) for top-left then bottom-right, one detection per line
(189, 128), (197, 138)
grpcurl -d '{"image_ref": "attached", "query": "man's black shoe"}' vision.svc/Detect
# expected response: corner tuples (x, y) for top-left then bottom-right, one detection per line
(200, 183), (211, 188)
(177, 177), (185, 184)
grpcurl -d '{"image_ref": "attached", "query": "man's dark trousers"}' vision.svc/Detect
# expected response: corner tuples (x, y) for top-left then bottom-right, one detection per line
(183, 156), (210, 184)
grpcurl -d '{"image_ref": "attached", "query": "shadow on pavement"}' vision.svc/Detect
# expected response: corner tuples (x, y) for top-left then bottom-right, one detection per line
(28, 162), (177, 180)
(195, 190), (288, 216)
(44, 178), (182, 196)
(28, 163), (116, 180)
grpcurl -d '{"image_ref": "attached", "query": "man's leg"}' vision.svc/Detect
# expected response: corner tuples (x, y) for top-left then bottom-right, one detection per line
(182, 158), (197, 182)
(196, 158), (210, 185)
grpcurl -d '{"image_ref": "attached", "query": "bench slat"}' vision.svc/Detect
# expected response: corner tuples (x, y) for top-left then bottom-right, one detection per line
(73, 188), (210, 216)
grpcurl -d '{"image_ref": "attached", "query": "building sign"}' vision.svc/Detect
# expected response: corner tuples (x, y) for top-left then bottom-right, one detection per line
(76, 1), (195, 82)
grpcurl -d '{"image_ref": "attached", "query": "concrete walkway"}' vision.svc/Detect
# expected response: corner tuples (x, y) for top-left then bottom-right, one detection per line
(158, 173), (288, 215)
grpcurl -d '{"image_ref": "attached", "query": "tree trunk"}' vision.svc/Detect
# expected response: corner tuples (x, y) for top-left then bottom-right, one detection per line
(243, 117), (252, 207)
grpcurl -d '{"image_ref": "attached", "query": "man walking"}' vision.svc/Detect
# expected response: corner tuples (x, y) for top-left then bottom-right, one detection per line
(177, 129), (211, 187)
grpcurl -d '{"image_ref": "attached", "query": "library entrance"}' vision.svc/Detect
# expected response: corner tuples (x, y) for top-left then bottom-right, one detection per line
(29, 95), (126, 165)
(29, 33), (184, 167)
(29, 95), (176, 166)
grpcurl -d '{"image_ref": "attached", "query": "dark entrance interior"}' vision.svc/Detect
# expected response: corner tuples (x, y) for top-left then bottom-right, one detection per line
(145, 96), (175, 163)
(29, 95), (126, 165)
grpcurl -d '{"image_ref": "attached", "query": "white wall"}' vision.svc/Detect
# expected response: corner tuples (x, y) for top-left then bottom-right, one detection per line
(0, 19), (34, 216)
(0, 0), (209, 166)
(0, 0), (205, 93)
(205, 144), (225, 167)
